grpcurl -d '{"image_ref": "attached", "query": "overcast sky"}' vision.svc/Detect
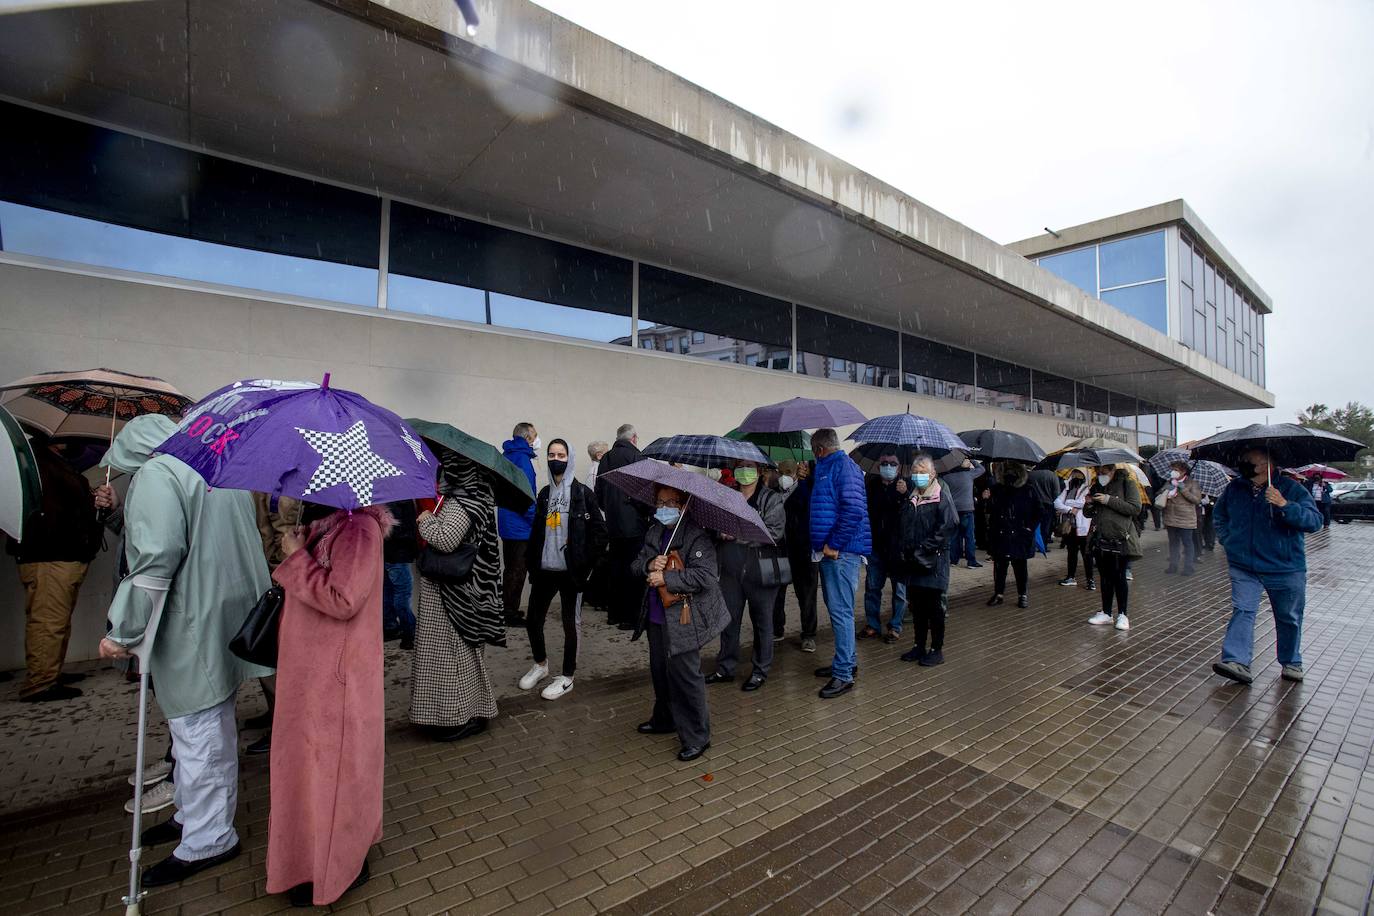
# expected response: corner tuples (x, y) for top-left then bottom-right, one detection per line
(534, 0), (1374, 440)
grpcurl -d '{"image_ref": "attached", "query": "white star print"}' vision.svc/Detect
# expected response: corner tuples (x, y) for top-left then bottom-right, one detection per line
(401, 426), (428, 465)
(296, 420), (403, 507)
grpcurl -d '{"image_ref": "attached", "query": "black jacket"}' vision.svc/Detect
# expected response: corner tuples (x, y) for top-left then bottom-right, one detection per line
(782, 478), (813, 556)
(897, 485), (960, 591)
(594, 439), (650, 540)
(7, 447), (101, 565)
(988, 481), (1040, 560)
(1028, 469), (1063, 509)
(527, 478), (608, 584)
(383, 499), (420, 564)
(866, 475), (910, 565)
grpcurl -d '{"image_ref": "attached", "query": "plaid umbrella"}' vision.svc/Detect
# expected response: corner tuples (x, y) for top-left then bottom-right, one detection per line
(848, 412), (967, 457)
(725, 428), (813, 463)
(642, 434), (773, 468)
(1146, 448), (1232, 498)
(597, 461), (773, 543)
(1146, 447), (1193, 478)
(736, 397), (866, 433)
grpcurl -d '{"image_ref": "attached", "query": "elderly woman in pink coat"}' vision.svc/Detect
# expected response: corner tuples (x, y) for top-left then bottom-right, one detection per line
(266, 503), (392, 907)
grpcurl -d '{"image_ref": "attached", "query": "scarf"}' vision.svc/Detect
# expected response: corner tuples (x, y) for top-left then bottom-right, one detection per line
(437, 451), (504, 648)
(911, 479), (943, 507)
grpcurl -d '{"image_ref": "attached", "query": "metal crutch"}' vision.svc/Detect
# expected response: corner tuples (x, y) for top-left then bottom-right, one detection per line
(121, 574), (173, 916)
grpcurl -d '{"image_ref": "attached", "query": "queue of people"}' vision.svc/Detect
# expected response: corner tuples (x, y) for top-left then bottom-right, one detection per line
(3, 399), (1337, 909)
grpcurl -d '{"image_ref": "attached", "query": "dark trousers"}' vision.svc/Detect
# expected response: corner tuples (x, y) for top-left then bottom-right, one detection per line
(608, 537), (646, 626)
(1096, 553), (1130, 616)
(1065, 533), (1094, 581)
(1321, 504), (1332, 528)
(383, 562), (415, 637)
(949, 512), (977, 564)
(716, 573), (777, 678)
(501, 539), (528, 618)
(1039, 507), (1056, 546)
(1148, 504), (1163, 530)
(1200, 506), (1217, 547)
(527, 571), (581, 677)
(647, 622), (709, 749)
(909, 586), (947, 653)
(772, 552), (818, 639)
(993, 558), (1028, 596)
(1166, 526), (1196, 573)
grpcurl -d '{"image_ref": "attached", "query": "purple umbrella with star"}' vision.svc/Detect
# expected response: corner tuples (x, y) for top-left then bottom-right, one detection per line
(155, 375), (437, 510)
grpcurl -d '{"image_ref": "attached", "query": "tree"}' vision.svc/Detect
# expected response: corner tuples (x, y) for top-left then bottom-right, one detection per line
(1298, 403), (1332, 427)
(1297, 401), (1373, 465)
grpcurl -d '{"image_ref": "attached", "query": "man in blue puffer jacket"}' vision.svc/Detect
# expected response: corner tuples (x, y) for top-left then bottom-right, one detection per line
(499, 423), (539, 627)
(1212, 446), (1323, 686)
(808, 428), (872, 698)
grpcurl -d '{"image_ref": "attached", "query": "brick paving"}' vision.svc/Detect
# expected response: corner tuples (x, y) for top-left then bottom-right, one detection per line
(1, 525), (1372, 915)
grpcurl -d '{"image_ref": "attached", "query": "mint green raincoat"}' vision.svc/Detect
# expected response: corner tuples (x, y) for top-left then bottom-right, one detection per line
(103, 415), (273, 719)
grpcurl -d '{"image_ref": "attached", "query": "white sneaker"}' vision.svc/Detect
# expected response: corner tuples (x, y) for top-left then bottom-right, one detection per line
(129, 758), (173, 787)
(1114, 615), (1130, 631)
(541, 675), (574, 700)
(124, 777), (175, 814)
(518, 662), (548, 691)
(1087, 612), (1113, 626)
(1125, 570), (1133, 581)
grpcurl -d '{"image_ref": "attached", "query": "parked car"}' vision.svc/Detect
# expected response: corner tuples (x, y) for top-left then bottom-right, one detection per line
(1331, 480), (1374, 494)
(1331, 489), (1374, 523)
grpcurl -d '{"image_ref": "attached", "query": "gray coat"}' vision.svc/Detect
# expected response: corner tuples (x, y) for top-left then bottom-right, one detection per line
(632, 521), (731, 656)
(716, 485), (787, 582)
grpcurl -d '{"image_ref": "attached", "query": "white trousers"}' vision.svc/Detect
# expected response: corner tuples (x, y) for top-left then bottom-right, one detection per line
(168, 692), (239, 861)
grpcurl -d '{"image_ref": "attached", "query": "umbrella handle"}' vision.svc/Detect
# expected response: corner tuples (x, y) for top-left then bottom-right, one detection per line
(666, 494), (691, 549)
(105, 395), (118, 486)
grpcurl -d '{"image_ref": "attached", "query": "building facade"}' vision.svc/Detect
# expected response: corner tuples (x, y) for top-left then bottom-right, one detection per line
(0, 0), (1272, 666)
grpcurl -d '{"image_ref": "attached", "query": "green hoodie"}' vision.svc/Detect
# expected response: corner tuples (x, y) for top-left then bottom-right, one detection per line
(105, 416), (273, 718)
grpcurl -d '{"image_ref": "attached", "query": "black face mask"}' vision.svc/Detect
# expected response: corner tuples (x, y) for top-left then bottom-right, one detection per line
(547, 459), (568, 477)
(1237, 460), (1259, 480)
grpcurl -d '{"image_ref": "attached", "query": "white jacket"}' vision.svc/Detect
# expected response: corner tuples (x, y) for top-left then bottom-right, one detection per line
(1054, 482), (1093, 537)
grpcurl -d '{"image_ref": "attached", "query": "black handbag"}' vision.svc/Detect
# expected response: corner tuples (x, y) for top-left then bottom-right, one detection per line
(756, 546), (793, 588)
(229, 584), (285, 667)
(1092, 534), (1128, 556)
(417, 542), (478, 583)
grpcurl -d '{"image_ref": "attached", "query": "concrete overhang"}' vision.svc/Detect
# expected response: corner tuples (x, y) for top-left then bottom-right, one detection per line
(0, 0), (1274, 411)
(1007, 200), (1274, 315)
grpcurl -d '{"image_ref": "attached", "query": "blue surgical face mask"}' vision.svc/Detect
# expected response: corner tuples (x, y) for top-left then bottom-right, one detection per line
(654, 507), (681, 526)
(914, 473), (932, 489)
(878, 465), (898, 482)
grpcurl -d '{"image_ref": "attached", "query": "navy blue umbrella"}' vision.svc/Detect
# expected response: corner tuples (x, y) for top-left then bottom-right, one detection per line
(848, 411), (967, 458)
(641, 434), (773, 469)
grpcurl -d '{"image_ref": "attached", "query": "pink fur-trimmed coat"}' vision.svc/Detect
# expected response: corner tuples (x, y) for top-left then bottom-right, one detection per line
(265, 505), (393, 905)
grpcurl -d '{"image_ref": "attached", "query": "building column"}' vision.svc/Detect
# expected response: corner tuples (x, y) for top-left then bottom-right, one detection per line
(631, 260), (640, 348)
(375, 197), (391, 310)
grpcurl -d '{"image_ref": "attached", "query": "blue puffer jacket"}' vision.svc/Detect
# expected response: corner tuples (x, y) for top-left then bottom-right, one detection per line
(1214, 475), (1323, 574)
(809, 450), (872, 556)
(497, 437), (537, 540)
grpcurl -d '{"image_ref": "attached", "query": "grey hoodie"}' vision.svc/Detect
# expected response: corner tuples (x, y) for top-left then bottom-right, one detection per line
(541, 443), (577, 572)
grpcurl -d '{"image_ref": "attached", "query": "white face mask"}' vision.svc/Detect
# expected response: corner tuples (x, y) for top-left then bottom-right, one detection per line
(1170, 470), (1182, 481)
(778, 475), (795, 491)
(1097, 473), (1112, 486)
(530, 436), (542, 452)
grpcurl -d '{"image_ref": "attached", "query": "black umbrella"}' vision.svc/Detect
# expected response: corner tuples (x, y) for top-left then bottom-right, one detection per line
(1189, 423), (1366, 469)
(1035, 447), (1143, 471)
(957, 428), (1045, 464)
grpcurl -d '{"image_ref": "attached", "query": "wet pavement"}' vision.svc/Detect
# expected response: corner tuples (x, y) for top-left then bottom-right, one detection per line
(1, 524), (1371, 915)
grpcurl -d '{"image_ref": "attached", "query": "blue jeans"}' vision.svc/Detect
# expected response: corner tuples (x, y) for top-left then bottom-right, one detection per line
(383, 562), (415, 638)
(1221, 567), (1305, 668)
(819, 553), (862, 682)
(864, 556), (906, 633)
(949, 512), (977, 564)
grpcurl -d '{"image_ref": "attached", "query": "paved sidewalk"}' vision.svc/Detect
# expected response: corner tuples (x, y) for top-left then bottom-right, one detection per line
(1, 525), (1372, 915)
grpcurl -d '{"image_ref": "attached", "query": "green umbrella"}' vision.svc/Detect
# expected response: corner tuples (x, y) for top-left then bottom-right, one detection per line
(0, 405), (42, 542)
(725, 428), (813, 463)
(405, 418), (534, 512)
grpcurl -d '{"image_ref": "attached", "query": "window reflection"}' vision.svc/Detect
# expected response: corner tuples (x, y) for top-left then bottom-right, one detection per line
(796, 306), (898, 387)
(636, 266), (791, 370)
(1101, 281), (1167, 333)
(1038, 247), (1096, 297)
(901, 335), (974, 402)
(1098, 231), (1165, 289)
(975, 356), (1031, 412)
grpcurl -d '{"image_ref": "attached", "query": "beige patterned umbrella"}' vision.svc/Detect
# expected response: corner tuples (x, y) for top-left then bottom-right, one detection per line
(0, 369), (192, 441)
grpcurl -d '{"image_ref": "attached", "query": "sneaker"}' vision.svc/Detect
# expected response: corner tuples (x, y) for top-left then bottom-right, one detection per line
(246, 733), (271, 756)
(1114, 615), (1130, 631)
(19, 684), (83, 703)
(1164, 565), (1178, 574)
(1125, 570), (1133, 581)
(540, 675), (574, 700)
(900, 646), (926, 663)
(125, 777), (176, 815)
(518, 662), (549, 691)
(1085, 579), (1097, 591)
(882, 628), (900, 644)
(918, 650), (944, 667)
(1087, 612), (1112, 626)
(1058, 577), (1077, 587)
(1280, 665), (1305, 682)
(1212, 660), (1253, 685)
(800, 637), (817, 653)
(1017, 594), (1029, 609)
(130, 758), (174, 787)
(967, 560), (983, 568)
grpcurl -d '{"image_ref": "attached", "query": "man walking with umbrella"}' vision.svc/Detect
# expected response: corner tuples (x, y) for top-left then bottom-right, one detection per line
(808, 429), (871, 698)
(1211, 446), (1323, 685)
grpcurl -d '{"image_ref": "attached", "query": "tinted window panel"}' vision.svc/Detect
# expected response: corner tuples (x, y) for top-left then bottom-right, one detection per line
(1031, 372), (1076, 420)
(1098, 231), (1165, 289)
(1038, 247), (1097, 297)
(796, 306), (898, 387)
(975, 355), (1030, 411)
(1101, 280), (1167, 332)
(638, 265), (792, 369)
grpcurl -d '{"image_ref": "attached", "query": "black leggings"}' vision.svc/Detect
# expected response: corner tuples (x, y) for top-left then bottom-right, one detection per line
(909, 587), (947, 652)
(1065, 533), (1094, 581)
(993, 558), (1028, 596)
(1095, 553), (1129, 617)
(527, 571), (582, 677)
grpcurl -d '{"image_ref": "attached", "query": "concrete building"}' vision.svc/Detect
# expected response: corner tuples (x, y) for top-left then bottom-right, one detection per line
(0, 0), (1272, 667)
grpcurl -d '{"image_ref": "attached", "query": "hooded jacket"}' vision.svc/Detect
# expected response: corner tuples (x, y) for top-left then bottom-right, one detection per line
(497, 437), (537, 541)
(104, 415), (273, 719)
(1215, 474), (1322, 574)
(987, 464), (1041, 560)
(809, 450), (872, 556)
(526, 443), (608, 584)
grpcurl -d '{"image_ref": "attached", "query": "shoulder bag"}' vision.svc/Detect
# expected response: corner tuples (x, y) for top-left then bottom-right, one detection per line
(657, 550), (691, 625)
(230, 585), (284, 667)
